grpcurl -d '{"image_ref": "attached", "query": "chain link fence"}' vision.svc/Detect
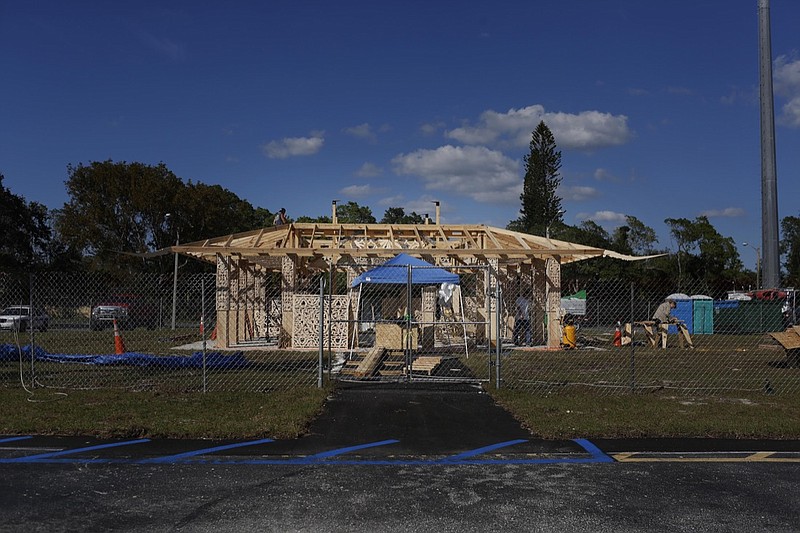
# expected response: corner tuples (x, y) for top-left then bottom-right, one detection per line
(0, 271), (319, 392)
(498, 276), (800, 395)
(1, 268), (798, 394)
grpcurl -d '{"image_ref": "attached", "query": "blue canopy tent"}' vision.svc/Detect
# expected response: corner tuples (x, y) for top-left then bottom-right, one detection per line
(350, 253), (459, 288)
(348, 254), (467, 358)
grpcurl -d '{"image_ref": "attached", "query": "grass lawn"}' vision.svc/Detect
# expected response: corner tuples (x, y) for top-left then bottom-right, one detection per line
(487, 388), (800, 440)
(2, 327), (800, 440)
(1, 383), (799, 440)
(0, 386), (332, 439)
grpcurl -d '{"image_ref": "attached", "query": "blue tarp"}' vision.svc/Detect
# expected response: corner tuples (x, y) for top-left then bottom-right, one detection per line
(0, 344), (248, 370)
(350, 253), (459, 288)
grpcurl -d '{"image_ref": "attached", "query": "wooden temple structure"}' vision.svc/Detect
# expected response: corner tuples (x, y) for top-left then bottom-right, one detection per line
(165, 222), (650, 349)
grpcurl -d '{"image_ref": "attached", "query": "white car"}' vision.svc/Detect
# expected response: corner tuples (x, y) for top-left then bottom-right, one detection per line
(0, 306), (49, 332)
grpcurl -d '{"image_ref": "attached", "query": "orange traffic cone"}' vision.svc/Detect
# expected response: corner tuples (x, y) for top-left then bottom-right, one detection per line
(210, 325), (217, 341)
(613, 322), (622, 347)
(113, 318), (126, 354)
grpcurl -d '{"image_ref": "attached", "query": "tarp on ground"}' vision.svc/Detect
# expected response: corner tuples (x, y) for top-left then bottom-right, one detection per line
(0, 344), (248, 370)
(350, 253), (459, 288)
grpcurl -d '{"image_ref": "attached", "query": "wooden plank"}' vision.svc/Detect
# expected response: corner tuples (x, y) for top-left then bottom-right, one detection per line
(410, 356), (443, 375)
(769, 330), (800, 350)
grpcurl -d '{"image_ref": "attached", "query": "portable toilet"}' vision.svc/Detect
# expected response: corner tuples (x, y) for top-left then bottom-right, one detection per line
(691, 295), (713, 334)
(668, 298), (693, 334)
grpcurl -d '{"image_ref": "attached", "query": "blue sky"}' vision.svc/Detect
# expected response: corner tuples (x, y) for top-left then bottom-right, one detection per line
(2, 1), (799, 269)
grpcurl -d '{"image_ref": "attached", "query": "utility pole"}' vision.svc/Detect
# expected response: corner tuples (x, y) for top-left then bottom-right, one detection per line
(758, 0), (780, 288)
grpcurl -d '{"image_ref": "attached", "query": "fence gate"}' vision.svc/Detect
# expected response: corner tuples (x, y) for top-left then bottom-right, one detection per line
(331, 262), (494, 385)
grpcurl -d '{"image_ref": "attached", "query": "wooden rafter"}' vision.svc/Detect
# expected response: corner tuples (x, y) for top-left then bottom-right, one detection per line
(157, 222), (652, 268)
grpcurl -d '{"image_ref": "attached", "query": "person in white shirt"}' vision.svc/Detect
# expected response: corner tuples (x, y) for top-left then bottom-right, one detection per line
(514, 295), (532, 346)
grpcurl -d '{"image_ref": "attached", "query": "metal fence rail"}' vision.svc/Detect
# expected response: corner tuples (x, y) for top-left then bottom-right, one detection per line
(1, 270), (798, 394)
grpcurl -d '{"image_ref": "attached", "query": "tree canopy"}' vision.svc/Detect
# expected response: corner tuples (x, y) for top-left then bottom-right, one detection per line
(511, 121), (563, 236)
(380, 207), (426, 224)
(56, 161), (265, 274)
(335, 201), (376, 224)
(0, 174), (52, 272)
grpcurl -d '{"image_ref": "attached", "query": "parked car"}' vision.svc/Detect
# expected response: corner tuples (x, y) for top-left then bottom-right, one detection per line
(90, 294), (157, 330)
(0, 306), (49, 332)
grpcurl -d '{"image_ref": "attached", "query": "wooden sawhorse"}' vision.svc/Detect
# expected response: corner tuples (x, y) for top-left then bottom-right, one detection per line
(632, 320), (694, 349)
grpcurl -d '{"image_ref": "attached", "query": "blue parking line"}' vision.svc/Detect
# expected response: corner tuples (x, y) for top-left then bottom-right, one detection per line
(573, 438), (614, 463)
(0, 436), (32, 444)
(8, 439), (150, 463)
(142, 438), (275, 463)
(187, 439), (402, 465)
(0, 437), (616, 466)
(307, 439), (400, 460)
(439, 439), (528, 463)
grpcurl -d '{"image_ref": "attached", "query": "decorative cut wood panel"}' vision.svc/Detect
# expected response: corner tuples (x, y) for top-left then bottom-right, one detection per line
(216, 255), (233, 311)
(265, 297), (282, 340)
(281, 256), (296, 313)
(292, 294), (351, 348)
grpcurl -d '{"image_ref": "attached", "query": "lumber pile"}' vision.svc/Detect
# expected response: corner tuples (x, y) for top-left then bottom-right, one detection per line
(769, 326), (800, 366)
(410, 356), (443, 375)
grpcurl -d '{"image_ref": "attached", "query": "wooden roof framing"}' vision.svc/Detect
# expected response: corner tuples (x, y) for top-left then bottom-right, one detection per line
(152, 223), (659, 270)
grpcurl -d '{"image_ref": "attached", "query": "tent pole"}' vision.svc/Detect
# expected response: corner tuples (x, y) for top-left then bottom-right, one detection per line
(459, 285), (469, 358)
(349, 284), (362, 360)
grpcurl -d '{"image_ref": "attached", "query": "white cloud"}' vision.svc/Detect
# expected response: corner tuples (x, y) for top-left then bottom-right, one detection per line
(700, 207), (746, 218)
(262, 133), (325, 159)
(355, 162), (382, 178)
(775, 54), (800, 94)
(559, 185), (600, 201)
(579, 210), (627, 224)
(445, 105), (632, 151)
(378, 195), (405, 207)
(775, 54), (800, 127)
(391, 145), (521, 204)
(782, 98), (800, 127)
(339, 184), (375, 198)
(344, 123), (377, 142)
(420, 121), (445, 136)
(593, 168), (618, 182)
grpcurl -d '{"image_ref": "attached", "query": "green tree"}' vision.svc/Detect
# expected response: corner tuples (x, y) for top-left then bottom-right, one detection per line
(180, 181), (265, 240)
(780, 215), (800, 287)
(58, 161), (184, 272)
(511, 121), (563, 236)
(295, 215), (332, 223)
(336, 201), (376, 223)
(610, 216), (659, 255)
(0, 174), (52, 271)
(381, 207), (426, 224)
(665, 216), (742, 290)
(57, 160), (266, 274)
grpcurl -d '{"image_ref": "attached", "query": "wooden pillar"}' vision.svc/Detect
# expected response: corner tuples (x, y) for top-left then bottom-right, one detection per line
(281, 256), (296, 348)
(545, 257), (562, 348)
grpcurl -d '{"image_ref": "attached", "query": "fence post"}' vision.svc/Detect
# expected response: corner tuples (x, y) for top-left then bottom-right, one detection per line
(406, 264), (413, 382)
(201, 275), (207, 393)
(29, 273), (36, 389)
(495, 278), (502, 389)
(629, 281), (636, 392)
(318, 277), (324, 389)
(328, 262), (334, 377)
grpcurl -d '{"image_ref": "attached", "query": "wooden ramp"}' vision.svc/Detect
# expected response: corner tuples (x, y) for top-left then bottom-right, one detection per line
(340, 346), (387, 378)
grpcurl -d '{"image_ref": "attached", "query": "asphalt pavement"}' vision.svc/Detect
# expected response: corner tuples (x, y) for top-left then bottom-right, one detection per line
(2, 381), (800, 532)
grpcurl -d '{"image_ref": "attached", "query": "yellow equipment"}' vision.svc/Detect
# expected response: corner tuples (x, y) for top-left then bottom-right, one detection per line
(561, 324), (576, 349)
